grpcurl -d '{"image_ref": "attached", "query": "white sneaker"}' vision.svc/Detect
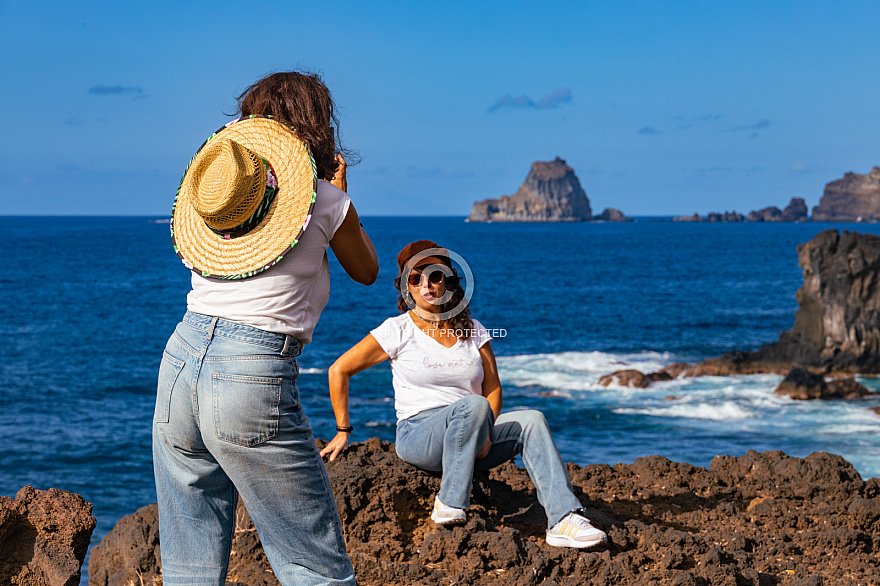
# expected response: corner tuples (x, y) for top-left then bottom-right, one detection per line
(546, 510), (607, 548)
(430, 497), (466, 525)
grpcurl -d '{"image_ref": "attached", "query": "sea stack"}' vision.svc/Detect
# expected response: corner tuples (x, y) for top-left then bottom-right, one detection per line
(467, 157), (592, 222)
(812, 167), (880, 222)
(694, 229), (880, 374)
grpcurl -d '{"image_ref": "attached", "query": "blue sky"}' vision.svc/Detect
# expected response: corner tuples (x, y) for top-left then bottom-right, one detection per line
(1, 0), (878, 216)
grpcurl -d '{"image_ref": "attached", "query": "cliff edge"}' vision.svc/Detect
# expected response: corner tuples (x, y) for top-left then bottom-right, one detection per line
(813, 167), (880, 222)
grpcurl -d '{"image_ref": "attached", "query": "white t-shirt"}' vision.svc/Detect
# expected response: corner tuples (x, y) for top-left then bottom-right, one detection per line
(370, 313), (494, 420)
(186, 179), (350, 343)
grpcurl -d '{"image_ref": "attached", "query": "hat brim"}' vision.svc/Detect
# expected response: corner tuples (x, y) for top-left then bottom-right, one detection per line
(171, 116), (317, 280)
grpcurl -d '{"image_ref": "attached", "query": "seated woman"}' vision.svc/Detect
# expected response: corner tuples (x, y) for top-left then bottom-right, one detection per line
(320, 240), (607, 549)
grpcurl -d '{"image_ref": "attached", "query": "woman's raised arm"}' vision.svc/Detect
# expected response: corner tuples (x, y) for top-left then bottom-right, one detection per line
(320, 333), (390, 461)
(328, 155), (379, 285)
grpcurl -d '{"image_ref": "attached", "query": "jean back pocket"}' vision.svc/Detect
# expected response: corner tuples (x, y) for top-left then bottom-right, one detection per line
(213, 373), (282, 447)
(155, 351), (185, 423)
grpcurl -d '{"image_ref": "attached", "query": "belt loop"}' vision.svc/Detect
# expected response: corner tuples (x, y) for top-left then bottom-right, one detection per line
(282, 335), (291, 355)
(207, 317), (219, 340)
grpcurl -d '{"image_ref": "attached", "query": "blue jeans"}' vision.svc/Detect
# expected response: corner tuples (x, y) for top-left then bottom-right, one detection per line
(152, 311), (355, 586)
(395, 394), (583, 528)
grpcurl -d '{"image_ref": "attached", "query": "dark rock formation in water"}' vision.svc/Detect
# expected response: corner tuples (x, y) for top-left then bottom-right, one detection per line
(747, 206), (783, 222)
(706, 211), (744, 222)
(782, 197), (809, 222)
(595, 208), (631, 222)
(673, 211), (743, 222)
(467, 158), (592, 222)
(653, 229), (880, 376)
(747, 198), (809, 223)
(813, 167), (880, 222)
(90, 439), (880, 585)
(0, 485), (96, 586)
(773, 367), (828, 399)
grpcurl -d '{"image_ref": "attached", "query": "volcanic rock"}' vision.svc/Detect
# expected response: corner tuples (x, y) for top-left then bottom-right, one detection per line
(747, 206), (783, 222)
(92, 440), (880, 585)
(467, 157), (592, 222)
(673, 211), (744, 222)
(748, 198), (809, 222)
(0, 485), (96, 586)
(773, 368), (827, 400)
(813, 167), (880, 222)
(595, 208), (631, 222)
(658, 230), (880, 376)
(706, 211), (744, 222)
(597, 369), (649, 388)
(782, 197), (809, 222)
(825, 377), (874, 399)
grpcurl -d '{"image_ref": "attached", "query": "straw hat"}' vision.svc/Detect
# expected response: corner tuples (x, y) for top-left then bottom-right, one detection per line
(171, 115), (317, 280)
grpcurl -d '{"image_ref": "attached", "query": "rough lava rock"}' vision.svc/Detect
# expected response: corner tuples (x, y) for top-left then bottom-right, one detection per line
(467, 157), (592, 222)
(813, 167), (880, 222)
(773, 367), (828, 400)
(651, 230), (880, 376)
(597, 369), (650, 388)
(90, 439), (880, 585)
(0, 485), (96, 586)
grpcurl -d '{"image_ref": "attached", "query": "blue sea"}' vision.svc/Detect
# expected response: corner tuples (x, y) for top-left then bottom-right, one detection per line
(3, 216), (880, 580)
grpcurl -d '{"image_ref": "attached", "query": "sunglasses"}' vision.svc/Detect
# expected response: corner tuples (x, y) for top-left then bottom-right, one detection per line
(407, 271), (445, 287)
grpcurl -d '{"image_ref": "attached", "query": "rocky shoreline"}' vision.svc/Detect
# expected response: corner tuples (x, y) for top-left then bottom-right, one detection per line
(3, 441), (871, 585)
(4, 443), (879, 585)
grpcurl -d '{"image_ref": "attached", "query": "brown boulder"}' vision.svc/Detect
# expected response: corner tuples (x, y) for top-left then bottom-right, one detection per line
(0, 485), (96, 586)
(774, 368), (828, 400)
(596, 369), (650, 388)
(825, 378), (874, 399)
(91, 440), (880, 585)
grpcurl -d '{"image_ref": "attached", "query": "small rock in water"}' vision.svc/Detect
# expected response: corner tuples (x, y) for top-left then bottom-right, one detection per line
(597, 369), (650, 388)
(774, 368), (827, 400)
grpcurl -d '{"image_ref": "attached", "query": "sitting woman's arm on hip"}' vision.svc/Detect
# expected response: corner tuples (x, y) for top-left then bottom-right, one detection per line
(321, 334), (390, 461)
(476, 341), (503, 459)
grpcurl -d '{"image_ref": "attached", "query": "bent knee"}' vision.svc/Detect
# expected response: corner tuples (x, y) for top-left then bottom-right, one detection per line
(517, 409), (549, 429)
(455, 394), (492, 420)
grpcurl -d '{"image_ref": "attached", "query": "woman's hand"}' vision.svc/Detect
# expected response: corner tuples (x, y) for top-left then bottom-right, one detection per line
(329, 154), (347, 192)
(319, 431), (351, 462)
(476, 436), (491, 459)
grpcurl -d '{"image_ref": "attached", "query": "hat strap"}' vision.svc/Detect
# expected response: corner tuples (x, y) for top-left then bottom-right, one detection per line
(207, 157), (279, 240)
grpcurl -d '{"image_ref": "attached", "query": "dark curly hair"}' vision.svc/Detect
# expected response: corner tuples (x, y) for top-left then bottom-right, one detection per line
(394, 270), (473, 339)
(235, 71), (357, 182)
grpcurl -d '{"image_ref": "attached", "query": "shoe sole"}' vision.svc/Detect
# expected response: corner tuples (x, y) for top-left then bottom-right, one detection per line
(545, 533), (607, 548)
(431, 512), (466, 525)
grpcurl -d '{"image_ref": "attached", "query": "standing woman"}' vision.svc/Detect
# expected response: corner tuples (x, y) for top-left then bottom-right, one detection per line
(154, 72), (377, 585)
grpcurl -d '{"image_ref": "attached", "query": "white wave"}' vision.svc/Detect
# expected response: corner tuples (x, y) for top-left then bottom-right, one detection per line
(497, 350), (677, 391)
(298, 367), (327, 374)
(615, 401), (754, 420)
(815, 424), (880, 435)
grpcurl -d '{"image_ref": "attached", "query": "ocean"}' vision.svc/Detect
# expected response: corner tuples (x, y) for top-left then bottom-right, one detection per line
(2, 216), (880, 580)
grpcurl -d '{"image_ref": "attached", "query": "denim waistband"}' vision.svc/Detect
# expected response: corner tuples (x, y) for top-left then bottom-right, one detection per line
(182, 310), (302, 357)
